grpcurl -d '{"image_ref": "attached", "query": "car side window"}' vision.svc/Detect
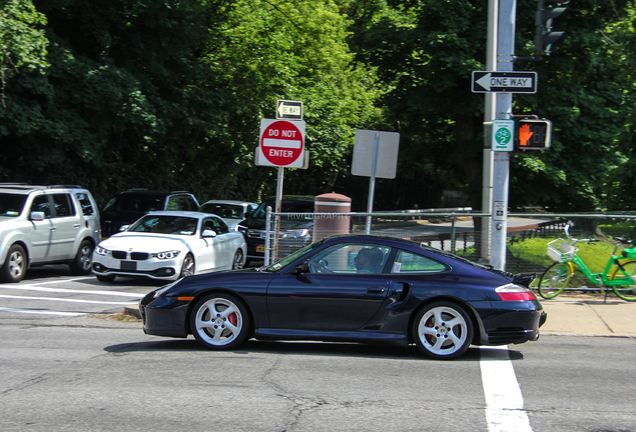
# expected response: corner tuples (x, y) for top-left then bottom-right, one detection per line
(309, 243), (390, 274)
(202, 217), (228, 234)
(390, 249), (448, 274)
(75, 193), (94, 216)
(51, 194), (75, 218)
(30, 195), (51, 218)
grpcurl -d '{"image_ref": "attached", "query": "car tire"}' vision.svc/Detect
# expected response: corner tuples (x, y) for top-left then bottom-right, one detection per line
(70, 239), (94, 275)
(232, 249), (244, 270)
(190, 293), (251, 350)
(180, 253), (195, 278)
(1, 244), (27, 283)
(412, 301), (473, 360)
(96, 274), (116, 282)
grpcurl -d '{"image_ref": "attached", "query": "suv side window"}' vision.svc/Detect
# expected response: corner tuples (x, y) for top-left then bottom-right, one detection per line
(31, 195), (52, 218)
(75, 192), (95, 215)
(167, 195), (197, 211)
(52, 194), (76, 218)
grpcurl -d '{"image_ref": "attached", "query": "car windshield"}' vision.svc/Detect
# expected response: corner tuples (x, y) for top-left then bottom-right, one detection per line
(201, 203), (243, 220)
(0, 193), (27, 217)
(103, 196), (164, 213)
(263, 239), (326, 272)
(129, 215), (198, 236)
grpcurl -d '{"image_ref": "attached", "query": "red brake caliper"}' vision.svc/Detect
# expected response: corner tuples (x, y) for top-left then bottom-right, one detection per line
(425, 317), (434, 343)
(228, 313), (237, 326)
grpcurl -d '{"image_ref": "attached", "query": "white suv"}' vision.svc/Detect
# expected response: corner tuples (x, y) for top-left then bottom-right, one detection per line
(0, 184), (101, 282)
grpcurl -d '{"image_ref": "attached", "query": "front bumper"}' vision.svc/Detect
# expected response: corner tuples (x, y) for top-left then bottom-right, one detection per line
(139, 291), (190, 337)
(92, 255), (181, 280)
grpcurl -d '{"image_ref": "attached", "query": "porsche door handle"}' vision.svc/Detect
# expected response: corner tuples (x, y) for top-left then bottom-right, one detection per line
(367, 287), (386, 294)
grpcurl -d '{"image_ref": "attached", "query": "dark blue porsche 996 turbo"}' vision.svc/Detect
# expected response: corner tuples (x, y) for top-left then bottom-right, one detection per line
(139, 234), (546, 360)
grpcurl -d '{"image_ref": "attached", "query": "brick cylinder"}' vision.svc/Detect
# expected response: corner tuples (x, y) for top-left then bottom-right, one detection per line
(313, 193), (351, 242)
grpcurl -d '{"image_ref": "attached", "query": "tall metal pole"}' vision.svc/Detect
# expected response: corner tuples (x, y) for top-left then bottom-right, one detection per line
(490, 0), (516, 270)
(481, 0), (498, 262)
(365, 133), (380, 234)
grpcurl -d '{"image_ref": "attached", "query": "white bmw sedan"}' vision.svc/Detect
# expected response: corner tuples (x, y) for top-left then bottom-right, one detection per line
(92, 211), (247, 282)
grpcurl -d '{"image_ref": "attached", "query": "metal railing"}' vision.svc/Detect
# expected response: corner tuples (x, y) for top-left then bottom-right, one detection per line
(261, 209), (636, 285)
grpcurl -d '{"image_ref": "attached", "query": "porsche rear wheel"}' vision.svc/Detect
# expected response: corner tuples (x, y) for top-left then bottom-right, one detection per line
(190, 293), (250, 350)
(412, 301), (473, 360)
(180, 254), (195, 278)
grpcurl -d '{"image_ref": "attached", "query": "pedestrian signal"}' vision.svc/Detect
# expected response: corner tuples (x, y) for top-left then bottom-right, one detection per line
(516, 119), (552, 150)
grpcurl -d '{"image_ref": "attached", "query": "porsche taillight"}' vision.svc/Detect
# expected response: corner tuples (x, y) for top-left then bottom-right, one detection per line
(496, 284), (536, 301)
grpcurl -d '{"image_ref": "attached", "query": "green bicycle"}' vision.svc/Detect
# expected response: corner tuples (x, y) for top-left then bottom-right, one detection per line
(537, 222), (636, 301)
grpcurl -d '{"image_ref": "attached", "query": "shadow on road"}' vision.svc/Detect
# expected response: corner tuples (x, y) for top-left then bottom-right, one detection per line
(104, 338), (525, 361)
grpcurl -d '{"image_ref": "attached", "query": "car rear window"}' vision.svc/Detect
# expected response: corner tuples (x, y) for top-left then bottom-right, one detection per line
(75, 193), (95, 216)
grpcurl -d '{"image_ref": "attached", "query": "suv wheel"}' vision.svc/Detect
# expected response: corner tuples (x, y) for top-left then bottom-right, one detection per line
(70, 240), (94, 275)
(1, 244), (27, 283)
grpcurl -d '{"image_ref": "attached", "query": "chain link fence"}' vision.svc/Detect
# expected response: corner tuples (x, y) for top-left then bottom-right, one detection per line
(264, 209), (636, 287)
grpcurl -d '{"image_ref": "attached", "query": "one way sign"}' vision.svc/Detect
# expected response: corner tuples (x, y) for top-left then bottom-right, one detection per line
(472, 71), (537, 94)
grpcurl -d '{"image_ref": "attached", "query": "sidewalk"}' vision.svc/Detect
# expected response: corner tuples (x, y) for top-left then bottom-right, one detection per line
(539, 294), (636, 337)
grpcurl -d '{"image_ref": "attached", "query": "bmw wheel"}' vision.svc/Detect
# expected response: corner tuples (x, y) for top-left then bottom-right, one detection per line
(180, 254), (195, 278)
(70, 240), (94, 275)
(232, 249), (244, 270)
(190, 293), (250, 350)
(1, 244), (27, 283)
(412, 301), (473, 360)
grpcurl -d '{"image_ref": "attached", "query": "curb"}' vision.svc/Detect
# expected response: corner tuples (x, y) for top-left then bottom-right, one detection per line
(124, 305), (141, 319)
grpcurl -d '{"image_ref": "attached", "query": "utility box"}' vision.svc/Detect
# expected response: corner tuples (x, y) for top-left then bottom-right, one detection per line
(313, 193), (351, 242)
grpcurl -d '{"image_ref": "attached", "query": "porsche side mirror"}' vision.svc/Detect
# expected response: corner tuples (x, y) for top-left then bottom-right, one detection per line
(296, 260), (310, 274)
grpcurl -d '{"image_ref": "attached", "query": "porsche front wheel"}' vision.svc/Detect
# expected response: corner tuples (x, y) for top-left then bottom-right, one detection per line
(412, 301), (473, 360)
(190, 294), (250, 350)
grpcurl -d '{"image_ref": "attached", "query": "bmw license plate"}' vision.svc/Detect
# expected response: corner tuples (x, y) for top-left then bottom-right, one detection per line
(256, 246), (265, 252)
(121, 261), (137, 271)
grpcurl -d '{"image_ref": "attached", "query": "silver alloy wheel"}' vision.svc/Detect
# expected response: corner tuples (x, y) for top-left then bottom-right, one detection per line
(416, 305), (469, 357)
(232, 250), (244, 270)
(180, 254), (195, 277)
(8, 249), (25, 279)
(79, 244), (93, 271)
(194, 297), (243, 347)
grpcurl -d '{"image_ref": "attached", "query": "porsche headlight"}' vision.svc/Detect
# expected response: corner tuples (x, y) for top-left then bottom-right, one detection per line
(150, 250), (181, 260)
(95, 246), (111, 256)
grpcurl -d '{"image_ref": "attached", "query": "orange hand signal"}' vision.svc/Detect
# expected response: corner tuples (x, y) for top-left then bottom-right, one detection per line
(519, 124), (533, 146)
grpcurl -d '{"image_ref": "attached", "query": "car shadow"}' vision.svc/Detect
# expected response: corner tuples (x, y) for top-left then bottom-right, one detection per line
(104, 338), (524, 361)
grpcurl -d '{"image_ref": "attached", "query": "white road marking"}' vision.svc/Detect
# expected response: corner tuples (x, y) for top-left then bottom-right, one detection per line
(0, 294), (138, 305)
(0, 285), (144, 297)
(480, 346), (533, 432)
(0, 307), (87, 316)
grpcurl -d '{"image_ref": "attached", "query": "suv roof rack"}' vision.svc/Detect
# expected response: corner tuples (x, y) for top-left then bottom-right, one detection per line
(47, 185), (83, 189)
(0, 182), (29, 186)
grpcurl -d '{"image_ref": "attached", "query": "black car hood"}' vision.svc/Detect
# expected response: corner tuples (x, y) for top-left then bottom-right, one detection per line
(101, 210), (146, 236)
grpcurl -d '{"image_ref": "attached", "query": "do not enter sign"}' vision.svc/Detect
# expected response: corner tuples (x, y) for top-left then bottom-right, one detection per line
(258, 119), (305, 168)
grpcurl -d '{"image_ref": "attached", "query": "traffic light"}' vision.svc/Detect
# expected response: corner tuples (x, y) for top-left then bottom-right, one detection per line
(516, 119), (552, 151)
(535, 0), (570, 56)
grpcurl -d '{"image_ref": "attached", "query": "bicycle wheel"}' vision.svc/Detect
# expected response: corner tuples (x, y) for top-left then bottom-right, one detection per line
(609, 260), (636, 301)
(538, 262), (572, 299)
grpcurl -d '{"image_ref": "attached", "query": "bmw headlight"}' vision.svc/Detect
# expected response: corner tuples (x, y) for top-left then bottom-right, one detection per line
(280, 229), (310, 240)
(95, 246), (111, 256)
(150, 250), (181, 260)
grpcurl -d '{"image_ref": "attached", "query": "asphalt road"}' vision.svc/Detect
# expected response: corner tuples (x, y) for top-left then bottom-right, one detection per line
(1, 267), (635, 431)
